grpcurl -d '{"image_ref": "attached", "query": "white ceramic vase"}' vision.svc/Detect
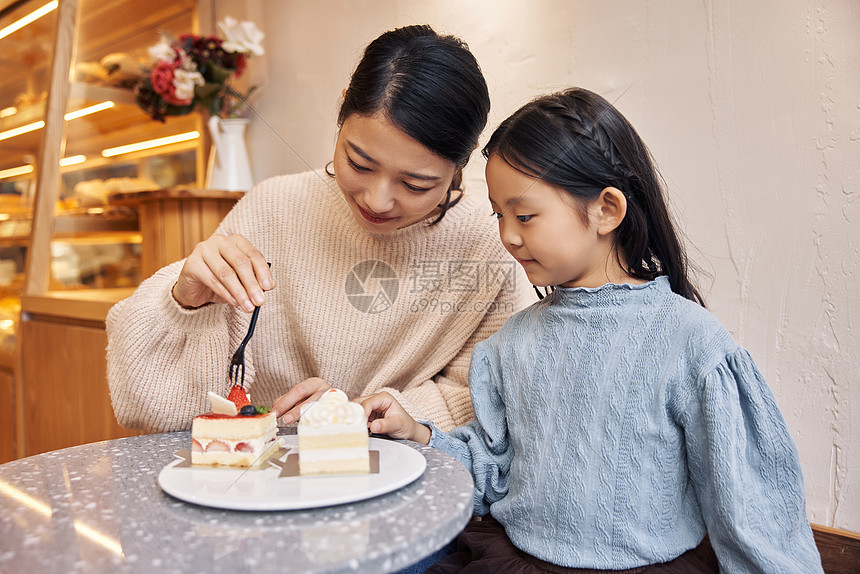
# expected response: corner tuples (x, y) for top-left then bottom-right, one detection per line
(205, 116), (254, 191)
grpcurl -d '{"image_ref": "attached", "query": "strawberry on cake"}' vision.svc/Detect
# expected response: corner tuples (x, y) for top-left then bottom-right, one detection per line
(191, 386), (278, 467)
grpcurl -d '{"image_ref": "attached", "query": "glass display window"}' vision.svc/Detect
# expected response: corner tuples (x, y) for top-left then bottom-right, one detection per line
(40, 0), (202, 293)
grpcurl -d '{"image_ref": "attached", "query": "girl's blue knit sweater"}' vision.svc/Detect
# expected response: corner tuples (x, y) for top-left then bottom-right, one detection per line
(428, 277), (822, 572)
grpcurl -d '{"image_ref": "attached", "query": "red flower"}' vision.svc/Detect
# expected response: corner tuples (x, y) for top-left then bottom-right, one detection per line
(178, 33), (200, 44)
(150, 61), (191, 106)
(233, 53), (247, 78)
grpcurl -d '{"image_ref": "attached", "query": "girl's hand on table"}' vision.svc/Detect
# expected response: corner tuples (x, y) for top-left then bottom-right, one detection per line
(272, 377), (332, 424)
(172, 233), (274, 312)
(355, 392), (431, 445)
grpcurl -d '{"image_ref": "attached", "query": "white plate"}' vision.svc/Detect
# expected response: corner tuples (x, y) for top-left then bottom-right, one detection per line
(157, 436), (426, 511)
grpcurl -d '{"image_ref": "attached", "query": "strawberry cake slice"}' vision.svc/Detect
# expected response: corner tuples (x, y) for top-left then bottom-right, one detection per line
(191, 386), (278, 467)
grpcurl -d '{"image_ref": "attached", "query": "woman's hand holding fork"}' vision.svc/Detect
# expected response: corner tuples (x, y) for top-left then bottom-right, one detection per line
(172, 233), (274, 312)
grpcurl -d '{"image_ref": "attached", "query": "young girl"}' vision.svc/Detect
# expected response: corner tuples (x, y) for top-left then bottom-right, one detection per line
(359, 88), (823, 573)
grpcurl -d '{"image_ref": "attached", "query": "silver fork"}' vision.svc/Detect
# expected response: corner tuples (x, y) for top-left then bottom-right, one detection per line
(228, 263), (270, 388)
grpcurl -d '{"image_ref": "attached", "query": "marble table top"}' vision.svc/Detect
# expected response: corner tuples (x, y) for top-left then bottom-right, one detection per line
(0, 431), (474, 573)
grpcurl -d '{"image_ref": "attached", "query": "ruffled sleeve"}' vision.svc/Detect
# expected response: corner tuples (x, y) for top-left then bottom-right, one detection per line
(427, 341), (514, 516)
(676, 348), (823, 573)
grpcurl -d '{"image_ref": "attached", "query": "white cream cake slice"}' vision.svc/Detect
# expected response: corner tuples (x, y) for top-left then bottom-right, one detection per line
(298, 388), (370, 475)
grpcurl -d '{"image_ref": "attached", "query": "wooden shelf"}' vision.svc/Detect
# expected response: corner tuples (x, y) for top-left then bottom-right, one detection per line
(0, 207), (139, 239)
(108, 187), (244, 204)
(22, 287), (134, 323)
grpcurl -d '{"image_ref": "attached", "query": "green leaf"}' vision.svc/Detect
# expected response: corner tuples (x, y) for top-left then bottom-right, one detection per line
(164, 103), (194, 116)
(194, 81), (222, 99)
(205, 61), (232, 84)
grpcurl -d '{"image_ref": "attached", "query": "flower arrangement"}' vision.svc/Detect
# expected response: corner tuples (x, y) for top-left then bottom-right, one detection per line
(135, 17), (264, 122)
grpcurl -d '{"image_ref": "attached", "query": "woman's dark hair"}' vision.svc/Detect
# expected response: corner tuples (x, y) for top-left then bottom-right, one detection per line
(483, 88), (705, 305)
(335, 25), (490, 224)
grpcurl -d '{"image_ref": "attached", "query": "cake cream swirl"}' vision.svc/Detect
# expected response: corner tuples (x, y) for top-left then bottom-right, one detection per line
(300, 388), (365, 427)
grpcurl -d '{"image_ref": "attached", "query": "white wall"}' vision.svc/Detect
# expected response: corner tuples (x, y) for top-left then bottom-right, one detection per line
(217, 0), (859, 532)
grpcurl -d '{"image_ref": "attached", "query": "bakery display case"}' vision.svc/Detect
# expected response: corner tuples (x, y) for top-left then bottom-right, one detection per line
(0, 0), (59, 463)
(0, 0), (240, 460)
(38, 0), (204, 293)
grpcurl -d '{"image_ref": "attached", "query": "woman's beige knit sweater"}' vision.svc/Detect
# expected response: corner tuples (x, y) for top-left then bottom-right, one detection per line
(106, 170), (534, 432)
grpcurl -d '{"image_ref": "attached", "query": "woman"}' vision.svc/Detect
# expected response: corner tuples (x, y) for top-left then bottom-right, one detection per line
(106, 25), (533, 432)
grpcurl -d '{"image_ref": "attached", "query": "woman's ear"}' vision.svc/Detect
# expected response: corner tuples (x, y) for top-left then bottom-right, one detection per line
(594, 187), (627, 236)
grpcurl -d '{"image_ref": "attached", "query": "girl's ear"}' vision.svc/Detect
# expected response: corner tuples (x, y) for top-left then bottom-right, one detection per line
(594, 187), (627, 236)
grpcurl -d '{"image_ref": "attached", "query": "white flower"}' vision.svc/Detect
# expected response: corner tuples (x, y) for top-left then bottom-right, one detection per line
(176, 49), (196, 71)
(148, 36), (176, 63)
(218, 17), (265, 56)
(172, 68), (205, 102)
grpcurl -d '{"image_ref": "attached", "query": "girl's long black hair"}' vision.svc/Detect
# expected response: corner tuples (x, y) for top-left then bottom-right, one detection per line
(332, 25), (490, 224)
(483, 88), (705, 306)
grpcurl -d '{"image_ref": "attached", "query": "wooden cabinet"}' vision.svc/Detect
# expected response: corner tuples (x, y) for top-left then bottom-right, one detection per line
(19, 297), (137, 455)
(0, 368), (14, 463)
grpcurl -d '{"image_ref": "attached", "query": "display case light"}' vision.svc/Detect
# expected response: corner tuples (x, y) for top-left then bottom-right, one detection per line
(0, 121), (44, 142)
(0, 155), (85, 178)
(0, 165), (34, 180)
(59, 155), (86, 166)
(0, 107), (16, 118)
(0, 1), (58, 41)
(0, 103), (113, 143)
(101, 131), (200, 157)
(64, 101), (115, 121)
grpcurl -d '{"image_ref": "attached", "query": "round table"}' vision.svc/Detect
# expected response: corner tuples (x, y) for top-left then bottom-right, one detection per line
(0, 431), (473, 573)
